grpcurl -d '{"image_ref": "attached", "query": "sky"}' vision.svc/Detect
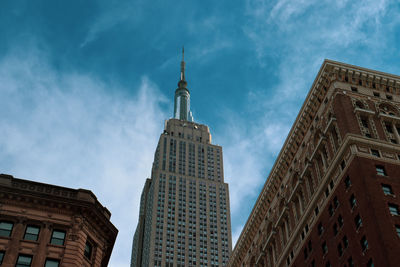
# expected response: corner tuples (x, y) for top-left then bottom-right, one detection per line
(1, 0), (400, 266)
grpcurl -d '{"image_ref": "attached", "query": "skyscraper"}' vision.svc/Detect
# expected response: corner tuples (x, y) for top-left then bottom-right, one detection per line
(228, 60), (400, 267)
(131, 50), (232, 267)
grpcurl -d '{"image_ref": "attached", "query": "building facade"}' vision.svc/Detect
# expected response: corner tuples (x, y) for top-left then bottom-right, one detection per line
(228, 60), (400, 267)
(0, 174), (118, 267)
(131, 52), (232, 267)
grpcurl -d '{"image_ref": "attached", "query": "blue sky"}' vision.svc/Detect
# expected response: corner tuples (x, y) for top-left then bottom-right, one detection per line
(1, 0), (400, 266)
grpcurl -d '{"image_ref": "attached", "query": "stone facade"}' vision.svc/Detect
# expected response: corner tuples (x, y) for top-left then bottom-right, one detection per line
(0, 174), (118, 267)
(228, 60), (400, 267)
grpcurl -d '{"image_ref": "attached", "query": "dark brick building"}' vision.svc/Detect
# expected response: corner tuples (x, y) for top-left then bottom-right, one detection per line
(228, 60), (400, 267)
(0, 174), (118, 267)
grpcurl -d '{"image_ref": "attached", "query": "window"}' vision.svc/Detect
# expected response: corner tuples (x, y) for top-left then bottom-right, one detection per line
(16, 255), (32, 267)
(50, 230), (66, 245)
(396, 225), (400, 237)
(84, 241), (93, 260)
(0, 221), (13, 237)
(24, 225), (40, 241)
(325, 261), (331, 267)
(318, 223), (324, 235)
(329, 205), (334, 216)
(338, 243), (343, 256)
(322, 241), (328, 254)
(387, 95), (393, 100)
(344, 176), (351, 189)
(349, 194), (356, 208)
(373, 92), (380, 97)
(44, 259), (60, 267)
(333, 223), (338, 236)
(338, 215), (344, 227)
(0, 251), (4, 265)
(389, 203), (400, 216)
(343, 235), (349, 248)
(376, 165), (387, 176)
(333, 196), (339, 208)
(348, 257), (354, 267)
(382, 184), (393, 195)
(367, 259), (375, 267)
(355, 214), (362, 229)
(308, 240), (312, 251)
(371, 149), (380, 157)
(360, 236), (368, 251)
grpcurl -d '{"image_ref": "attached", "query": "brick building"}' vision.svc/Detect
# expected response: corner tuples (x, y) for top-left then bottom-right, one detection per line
(0, 174), (118, 267)
(228, 60), (400, 267)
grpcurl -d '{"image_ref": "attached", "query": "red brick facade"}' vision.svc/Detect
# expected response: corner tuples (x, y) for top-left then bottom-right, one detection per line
(0, 174), (118, 267)
(228, 60), (400, 267)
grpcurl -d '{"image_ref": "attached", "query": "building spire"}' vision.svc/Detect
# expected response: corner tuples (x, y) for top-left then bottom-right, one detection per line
(180, 46), (186, 84)
(174, 47), (194, 122)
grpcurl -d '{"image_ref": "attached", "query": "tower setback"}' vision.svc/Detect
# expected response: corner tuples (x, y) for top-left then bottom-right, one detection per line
(131, 52), (232, 267)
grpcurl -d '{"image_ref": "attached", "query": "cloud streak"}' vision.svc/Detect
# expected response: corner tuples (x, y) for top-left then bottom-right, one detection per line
(0, 47), (168, 266)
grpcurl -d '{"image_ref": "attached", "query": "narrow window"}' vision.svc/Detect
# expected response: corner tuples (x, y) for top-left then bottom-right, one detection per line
(84, 241), (93, 260)
(385, 122), (393, 133)
(44, 259), (60, 267)
(304, 248), (308, 259)
(345, 176), (351, 189)
(395, 225), (400, 238)
(371, 149), (380, 157)
(0, 251), (4, 265)
(376, 165), (387, 176)
(355, 214), (362, 229)
(315, 207), (319, 216)
(348, 257), (354, 267)
(337, 243), (343, 256)
(367, 259), (375, 267)
(0, 221), (13, 237)
(325, 261), (331, 267)
(389, 203), (400, 215)
(343, 235), (349, 248)
(322, 242), (328, 254)
(50, 230), (66, 245)
(308, 240), (312, 251)
(382, 184), (393, 195)
(24, 225), (40, 241)
(349, 194), (357, 208)
(360, 236), (368, 251)
(329, 204), (334, 216)
(16, 255), (32, 267)
(318, 223), (324, 235)
(333, 196), (339, 208)
(333, 223), (338, 236)
(338, 215), (344, 227)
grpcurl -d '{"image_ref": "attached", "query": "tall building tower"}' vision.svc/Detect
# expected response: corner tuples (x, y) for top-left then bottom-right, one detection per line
(228, 60), (400, 267)
(131, 50), (232, 267)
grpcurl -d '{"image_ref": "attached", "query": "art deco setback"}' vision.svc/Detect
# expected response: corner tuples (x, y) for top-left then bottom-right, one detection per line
(0, 174), (118, 267)
(228, 60), (400, 267)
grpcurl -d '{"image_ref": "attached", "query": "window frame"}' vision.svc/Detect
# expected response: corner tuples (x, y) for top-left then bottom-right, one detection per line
(389, 203), (400, 216)
(15, 254), (32, 267)
(376, 165), (387, 176)
(44, 258), (60, 267)
(382, 184), (393, 195)
(50, 230), (66, 246)
(24, 225), (40, 241)
(0, 221), (14, 237)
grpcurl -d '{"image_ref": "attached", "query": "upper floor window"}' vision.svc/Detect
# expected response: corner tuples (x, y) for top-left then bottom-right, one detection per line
(322, 241), (328, 254)
(16, 254), (32, 267)
(354, 214), (362, 229)
(84, 241), (93, 260)
(345, 176), (351, 188)
(24, 225), (40, 241)
(0, 221), (13, 237)
(50, 230), (66, 245)
(376, 165), (387, 176)
(389, 203), (400, 216)
(360, 236), (368, 251)
(0, 251), (4, 265)
(396, 225), (400, 238)
(382, 184), (394, 195)
(44, 259), (60, 267)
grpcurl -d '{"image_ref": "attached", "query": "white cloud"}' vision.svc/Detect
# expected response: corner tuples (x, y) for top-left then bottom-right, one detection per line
(0, 47), (167, 266)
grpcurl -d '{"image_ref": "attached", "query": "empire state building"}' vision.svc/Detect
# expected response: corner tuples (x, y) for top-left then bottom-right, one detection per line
(131, 50), (232, 267)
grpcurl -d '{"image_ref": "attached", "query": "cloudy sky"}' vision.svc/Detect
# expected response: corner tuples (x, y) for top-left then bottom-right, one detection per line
(1, 0), (400, 266)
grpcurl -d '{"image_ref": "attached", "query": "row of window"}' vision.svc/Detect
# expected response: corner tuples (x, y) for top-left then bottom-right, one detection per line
(0, 221), (94, 262)
(0, 252), (59, 267)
